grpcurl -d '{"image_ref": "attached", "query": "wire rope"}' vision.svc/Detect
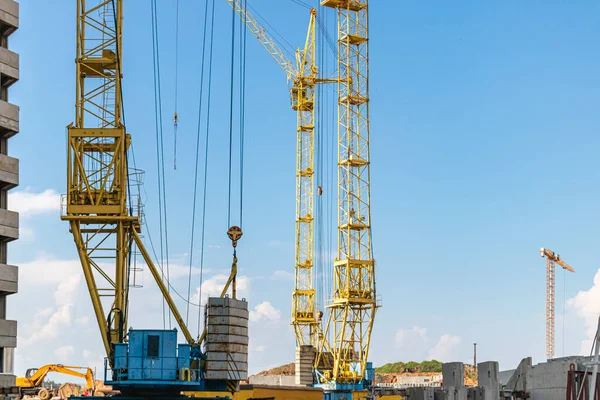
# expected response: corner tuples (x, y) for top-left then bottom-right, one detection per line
(197, 0), (217, 337)
(151, 0), (172, 329)
(174, 0), (180, 170)
(186, 0), (212, 328)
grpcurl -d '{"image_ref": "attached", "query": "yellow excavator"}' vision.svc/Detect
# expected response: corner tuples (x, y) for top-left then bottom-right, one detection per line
(15, 364), (95, 400)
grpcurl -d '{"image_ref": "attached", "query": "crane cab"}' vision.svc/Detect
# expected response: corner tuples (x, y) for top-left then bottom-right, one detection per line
(106, 329), (209, 394)
(290, 87), (314, 112)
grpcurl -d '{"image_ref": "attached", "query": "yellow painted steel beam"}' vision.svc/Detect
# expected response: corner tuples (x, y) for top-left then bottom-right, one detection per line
(132, 230), (196, 345)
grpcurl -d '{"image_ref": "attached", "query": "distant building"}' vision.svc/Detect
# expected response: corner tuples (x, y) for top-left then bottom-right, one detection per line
(0, 0), (18, 387)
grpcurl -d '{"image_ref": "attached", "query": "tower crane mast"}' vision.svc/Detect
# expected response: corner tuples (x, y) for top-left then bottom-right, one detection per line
(540, 248), (574, 360)
(316, 0), (378, 391)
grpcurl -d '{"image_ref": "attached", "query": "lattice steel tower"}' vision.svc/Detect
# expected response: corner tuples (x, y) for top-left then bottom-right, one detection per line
(319, 0), (377, 384)
(540, 248), (574, 360)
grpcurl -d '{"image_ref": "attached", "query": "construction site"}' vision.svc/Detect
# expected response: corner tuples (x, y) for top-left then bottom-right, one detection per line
(0, 0), (597, 399)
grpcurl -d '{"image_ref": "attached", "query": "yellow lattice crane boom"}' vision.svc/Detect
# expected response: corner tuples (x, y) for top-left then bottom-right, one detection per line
(62, 0), (201, 362)
(540, 248), (574, 360)
(226, 1), (330, 348)
(315, 0), (378, 387)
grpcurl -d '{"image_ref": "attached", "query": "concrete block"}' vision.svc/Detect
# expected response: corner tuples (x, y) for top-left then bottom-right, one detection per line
(249, 375), (295, 386)
(0, 319), (16, 348)
(205, 333), (248, 345)
(205, 352), (247, 363)
(528, 358), (573, 400)
(505, 357), (531, 392)
(0, 154), (17, 190)
(207, 324), (248, 336)
(206, 315), (248, 327)
(443, 362), (464, 388)
(0, 46), (17, 85)
(408, 387), (435, 400)
(455, 387), (468, 400)
(0, 374), (14, 388)
(207, 306), (249, 319)
(205, 370), (247, 380)
(0, 208), (17, 241)
(0, 264), (16, 294)
(468, 387), (487, 400)
(206, 361), (248, 372)
(434, 388), (450, 400)
(0, 0), (17, 31)
(207, 297), (248, 310)
(204, 343), (247, 354)
(0, 100), (18, 138)
(477, 361), (499, 400)
(296, 345), (315, 386)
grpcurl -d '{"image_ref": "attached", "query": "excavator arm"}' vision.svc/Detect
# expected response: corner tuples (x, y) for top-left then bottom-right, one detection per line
(16, 365), (95, 389)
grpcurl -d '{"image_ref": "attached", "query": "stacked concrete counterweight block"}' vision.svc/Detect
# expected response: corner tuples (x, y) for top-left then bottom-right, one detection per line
(295, 345), (316, 386)
(204, 297), (249, 381)
(442, 362), (464, 388)
(408, 387), (435, 400)
(477, 361), (499, 400)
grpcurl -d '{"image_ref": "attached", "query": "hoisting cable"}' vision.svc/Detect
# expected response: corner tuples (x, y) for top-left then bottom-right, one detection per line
(173, 0), (180, 170)
(151, 0), (172, 329)
(186, 0), (212, 328)
(196, 0), (217, 338)
(223, 0), (247, 304)
(239, 0), (247, 227)
(227, 2), (237, 229)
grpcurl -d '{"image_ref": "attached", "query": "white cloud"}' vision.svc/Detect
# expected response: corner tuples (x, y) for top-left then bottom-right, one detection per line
(250, 301), (281, 322)
(272, 270), (294, 281)
(568, 268), (600, 354)
(428, 334), (462, 362)
(9, 189), (61, 216)
(191, 274), (251, 306)
(76, 316), (90, 326)
(393, 326), (462, 362)
(250, 344), (267, 352)
(396, 326), (427, 347)
(21, 304), (74, 347)
(55, 345), (74, 361)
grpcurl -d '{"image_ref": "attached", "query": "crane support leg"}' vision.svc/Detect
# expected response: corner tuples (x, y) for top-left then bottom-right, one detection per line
(70, 222), (111, 358)
(132, 230), (195, 345)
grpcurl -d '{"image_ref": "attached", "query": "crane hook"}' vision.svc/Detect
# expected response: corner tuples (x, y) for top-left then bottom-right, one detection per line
(227, 226), (243, 248)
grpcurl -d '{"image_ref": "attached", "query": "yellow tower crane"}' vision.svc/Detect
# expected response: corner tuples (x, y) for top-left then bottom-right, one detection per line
(62, 0), (215, 363)
(225, 1), (334, 349)
(314, 0), (378, 390)
(540, 248), (574, 360)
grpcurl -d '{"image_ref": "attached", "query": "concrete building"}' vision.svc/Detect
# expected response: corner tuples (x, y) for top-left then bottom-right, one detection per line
(0, 0), (18, 388)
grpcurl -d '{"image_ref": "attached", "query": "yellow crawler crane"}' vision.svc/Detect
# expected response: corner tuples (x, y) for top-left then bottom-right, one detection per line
(314, 0), (379, 394)
(62, 0), (237, 367)
(225, 1), (333, 349)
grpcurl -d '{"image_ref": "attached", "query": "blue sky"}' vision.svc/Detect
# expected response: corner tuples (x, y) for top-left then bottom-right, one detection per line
(6, 0), (600, 383)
